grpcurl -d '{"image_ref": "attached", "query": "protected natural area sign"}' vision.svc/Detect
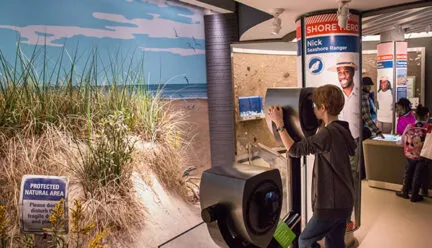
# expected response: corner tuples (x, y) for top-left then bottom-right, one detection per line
(19, 175), (68, 233)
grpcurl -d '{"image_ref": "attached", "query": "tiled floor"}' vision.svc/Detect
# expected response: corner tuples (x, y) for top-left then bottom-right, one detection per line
(354, 181), (432, 248)
(164, 180), (432, 248)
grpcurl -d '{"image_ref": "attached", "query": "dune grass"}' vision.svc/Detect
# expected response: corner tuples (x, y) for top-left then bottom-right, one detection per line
(0, 43), (193, 247)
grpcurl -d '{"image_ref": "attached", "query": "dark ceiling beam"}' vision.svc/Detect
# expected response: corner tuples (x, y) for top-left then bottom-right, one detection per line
(238, 2), (273, 37)
(236, 1), (296, 44)
(362, 0), (432, 17)
(280, 31), (296, 42)
(231, 38), (284, 44)
(232, 30), (296, 44)
(196, 0), (235, 12)
(173, 0), (235, 12)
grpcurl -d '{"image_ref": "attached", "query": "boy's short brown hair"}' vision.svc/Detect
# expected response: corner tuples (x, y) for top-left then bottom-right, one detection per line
(312, 84), (345, 116)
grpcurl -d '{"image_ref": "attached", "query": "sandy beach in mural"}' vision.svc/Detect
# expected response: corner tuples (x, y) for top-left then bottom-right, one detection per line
(169, 99), (212, 174)
(133, 99), (214, 248)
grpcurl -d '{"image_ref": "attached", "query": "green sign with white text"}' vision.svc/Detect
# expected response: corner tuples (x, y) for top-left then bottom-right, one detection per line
(273, 220), (296, 248)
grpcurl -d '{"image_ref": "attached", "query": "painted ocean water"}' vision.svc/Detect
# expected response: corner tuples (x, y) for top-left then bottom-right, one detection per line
(112, 83), (208, 99)
(0, 83), (208, 100)
(147, 83), (207, 99)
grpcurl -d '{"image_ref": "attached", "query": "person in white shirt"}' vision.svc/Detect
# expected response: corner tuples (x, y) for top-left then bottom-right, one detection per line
(376, 76), (394, 133)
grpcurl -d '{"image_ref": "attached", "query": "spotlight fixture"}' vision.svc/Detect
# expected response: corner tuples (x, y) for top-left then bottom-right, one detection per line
(337, 0), (351, 29)
(271, 17), (282, 35)
(270, 8), (284, 35)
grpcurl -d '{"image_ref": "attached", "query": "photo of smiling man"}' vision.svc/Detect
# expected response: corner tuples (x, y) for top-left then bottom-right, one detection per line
(328, 53), (361, 231)
(328, 53), (360, 140)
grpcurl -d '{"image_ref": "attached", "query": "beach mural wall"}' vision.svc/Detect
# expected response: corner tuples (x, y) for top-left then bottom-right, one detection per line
(0, 0), (207, 98)
(0, 2), (212, 245)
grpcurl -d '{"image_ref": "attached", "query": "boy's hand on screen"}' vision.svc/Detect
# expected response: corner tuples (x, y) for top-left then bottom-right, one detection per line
(268, 105), (284, 127)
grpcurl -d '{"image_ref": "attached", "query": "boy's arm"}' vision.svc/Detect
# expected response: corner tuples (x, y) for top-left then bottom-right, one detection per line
(275, 127), (295, 152)
(269, 105), (329, 156)
(269, 106), (296, 152)
(288, 128), (331, 157)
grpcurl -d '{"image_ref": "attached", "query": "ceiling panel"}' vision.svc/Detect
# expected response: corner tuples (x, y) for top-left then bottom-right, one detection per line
(362, 8), (428, 30)
(362, 6), (432, 36)
(237, 0), (425, 41)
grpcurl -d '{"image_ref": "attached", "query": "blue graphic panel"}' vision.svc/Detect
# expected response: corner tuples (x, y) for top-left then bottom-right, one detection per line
(239, 96), (264, 118)
(397, 87), (408, 101)
(308, 57), (324, 74)
(397, 60), (407, 68)
(306, 35), (359, 55)
(22, 178), (66, 201)
(377, 61), (393, 69)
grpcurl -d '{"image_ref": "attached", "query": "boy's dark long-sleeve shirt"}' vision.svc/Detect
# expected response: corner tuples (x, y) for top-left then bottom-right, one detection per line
(288, 121), (356, 220)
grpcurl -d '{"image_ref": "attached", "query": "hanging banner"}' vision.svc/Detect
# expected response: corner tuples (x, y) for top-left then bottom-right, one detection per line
(302, 12), (361, 232)
(304, 13), (361, 139)
(376, 42), (395, 128)
(396, 41), (408, 101)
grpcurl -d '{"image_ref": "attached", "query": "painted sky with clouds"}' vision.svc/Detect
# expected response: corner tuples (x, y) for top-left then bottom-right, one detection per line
(0, 0), (206, 85)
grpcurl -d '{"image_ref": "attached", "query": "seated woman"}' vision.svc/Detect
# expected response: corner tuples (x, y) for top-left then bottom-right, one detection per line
(395, 98), (416, 135)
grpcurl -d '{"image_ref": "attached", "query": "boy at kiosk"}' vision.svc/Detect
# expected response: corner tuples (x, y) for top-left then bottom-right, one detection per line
(268, 85), (355, 248)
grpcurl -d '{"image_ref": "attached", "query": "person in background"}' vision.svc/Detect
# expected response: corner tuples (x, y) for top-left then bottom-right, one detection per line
(362, 77), (378, 122)
(395, 98), (416, 135)
(368, 91), (376, 120)
(362, 77), (384, 139)
(396, 105), (430, 202)
(376, 76), (393, 133)
(267, 85), (355, 248)
(361, 77), (384, 180)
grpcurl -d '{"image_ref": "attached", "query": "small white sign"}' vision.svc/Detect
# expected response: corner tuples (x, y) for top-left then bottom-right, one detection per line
(19, 175), (68, 233)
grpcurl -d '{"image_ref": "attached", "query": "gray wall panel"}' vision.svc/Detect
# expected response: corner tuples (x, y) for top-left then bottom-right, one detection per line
(205, 13), (239, 168)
